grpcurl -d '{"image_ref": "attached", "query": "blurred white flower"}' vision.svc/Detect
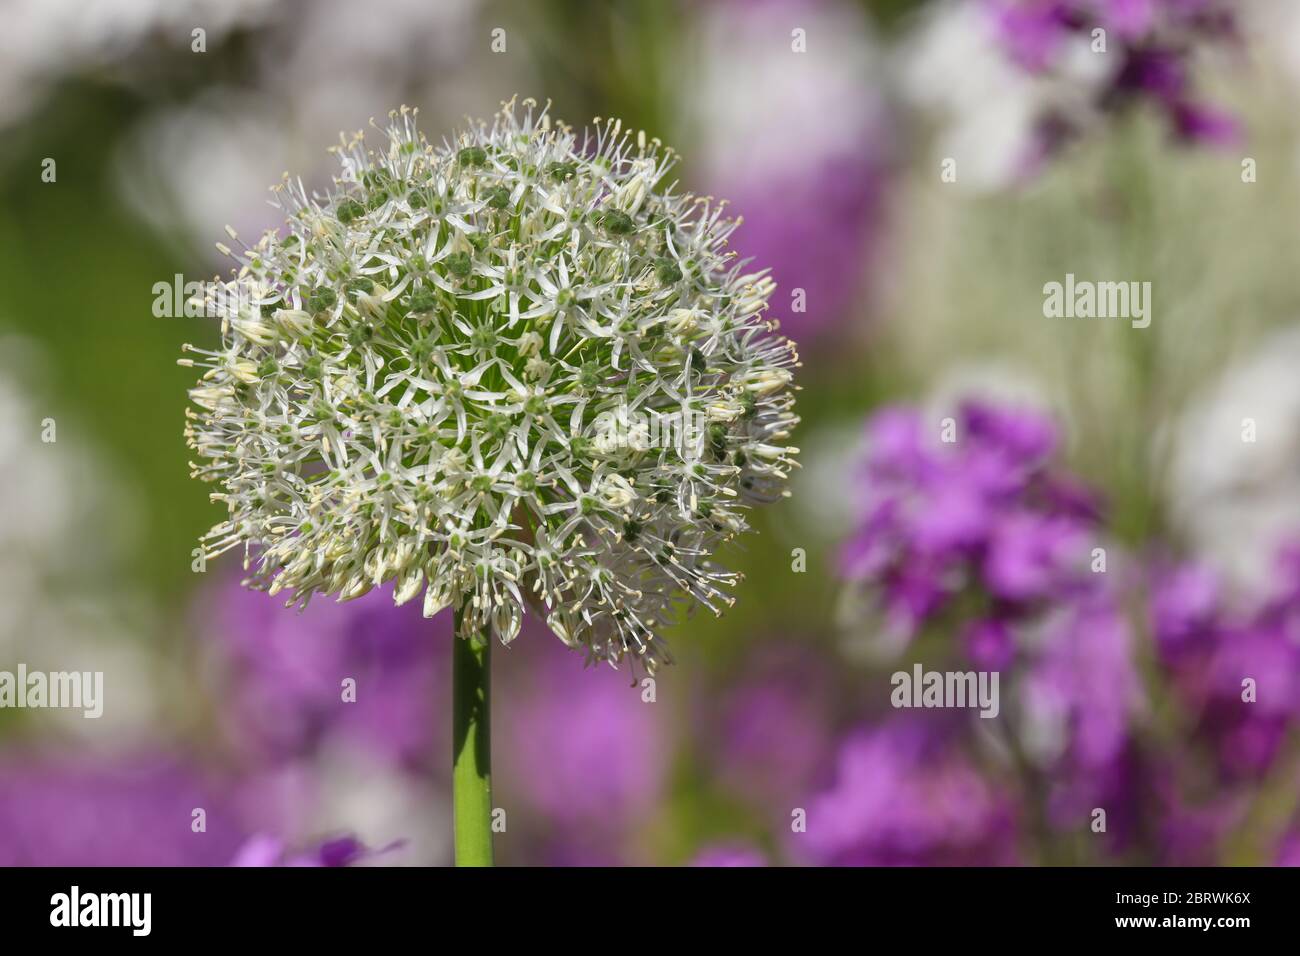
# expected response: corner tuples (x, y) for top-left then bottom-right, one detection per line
(114, 92), (291, 252)
(112, 0), (521, 263)
(1165, 326), (1300, 593)
(687, 0), (891, 341)
(789, 420), (862, 543)
(306, 743), (451, 866)
(0, 0), (277, 128)
(236, 742), (452, 866)
(926, 360), (1054, 422)
(690, 0), (884, 188)
(898, 0), (1112, 192)
(1246, 0), (1300, 94)
(1244, 0), (1300, 178)
(0, 337), (162, 737)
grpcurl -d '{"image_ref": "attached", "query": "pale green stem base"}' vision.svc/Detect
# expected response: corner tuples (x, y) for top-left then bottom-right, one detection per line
(452, 609), (493, 867)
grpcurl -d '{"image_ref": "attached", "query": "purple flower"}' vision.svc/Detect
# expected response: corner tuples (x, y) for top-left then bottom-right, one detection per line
(840, 400), (1097, 645)
(983, 511), (1090, 602)
(1103, 0), (1159, 39)
(708, 643), (836, 810)
(964, 400), (1059, 465)
(721, 154), (887, 346)
(796, 720), (1018, 866)
(1168, 101), (1240, 147)
(192, 572), (449, 770)
(693, 0), (892, 347)
(841, 400), (1146, 848)
(1277, 830), (1300, 867)
(495, 621), (669, 840)
(1021, 596), (1144, 836)
(1023, 597), (1141, 773)
(1150, 549), (1300, 781)
(1142, 760), (1251, 866)
(992, 1), (1072, 72)
(988, 0), (1240, 155)
(962, 617), (1016, 670)
(0, 753), (248, 866)
(1149, 561), (1220, 660)
(1117, 46), (1188, 101)
(231, 832), (397, 867)
(690, 844), (768, 867)
(1155, 795), (1236, 866)
(1204, 631), (1299, 777)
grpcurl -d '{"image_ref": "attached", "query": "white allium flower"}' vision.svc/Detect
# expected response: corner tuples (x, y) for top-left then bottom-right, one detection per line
(184, 98), (800, 673)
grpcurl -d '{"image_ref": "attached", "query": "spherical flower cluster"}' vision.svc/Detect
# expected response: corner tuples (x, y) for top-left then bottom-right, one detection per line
(183, 97), (800, 672)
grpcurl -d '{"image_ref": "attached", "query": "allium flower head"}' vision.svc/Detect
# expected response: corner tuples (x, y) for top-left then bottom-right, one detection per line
(183, 97), (799, 672)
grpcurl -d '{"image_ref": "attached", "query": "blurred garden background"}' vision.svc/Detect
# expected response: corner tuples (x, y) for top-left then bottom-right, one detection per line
(3, 0), (1300, 866)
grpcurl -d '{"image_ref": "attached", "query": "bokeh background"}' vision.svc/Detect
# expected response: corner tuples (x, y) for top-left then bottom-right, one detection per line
(3, 0), (1300, 865)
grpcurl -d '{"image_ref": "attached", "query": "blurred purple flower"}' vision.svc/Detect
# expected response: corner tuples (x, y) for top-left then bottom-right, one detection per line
(693, 0), (892, 347)
(496, 621), (670, 839)
(841, 400), (1145, 849)
(838, 401), (1300, 864)
(231, 832), (398, 867)
(0, 753), (247, 866)
(992, 0), (1071, 71)
(1150, 548), (1300, 781)
(722, 155), (887, 347)
(989, 0), (1240, 154)
(962, 617), (1016, 670)
(1153, 784), (1241, 866)
(840, 401), (1099, 644)
(690, 844), (768, 867)
(193, 573), (448, 770)
(199, 575), (670, 864)
(797, 719), (1018, 866)
(1021, 596), (1144, 839)
(1277, 830), (1300, 867)
(1023, 597), (1141, 774)
(984, 511), (1090, 602)
(709, 643), (836, 811)
(1149, 560), (1221, 659)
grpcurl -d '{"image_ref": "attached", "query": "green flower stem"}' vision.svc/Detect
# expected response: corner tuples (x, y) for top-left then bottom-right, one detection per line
(452, 606), (494, 867)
